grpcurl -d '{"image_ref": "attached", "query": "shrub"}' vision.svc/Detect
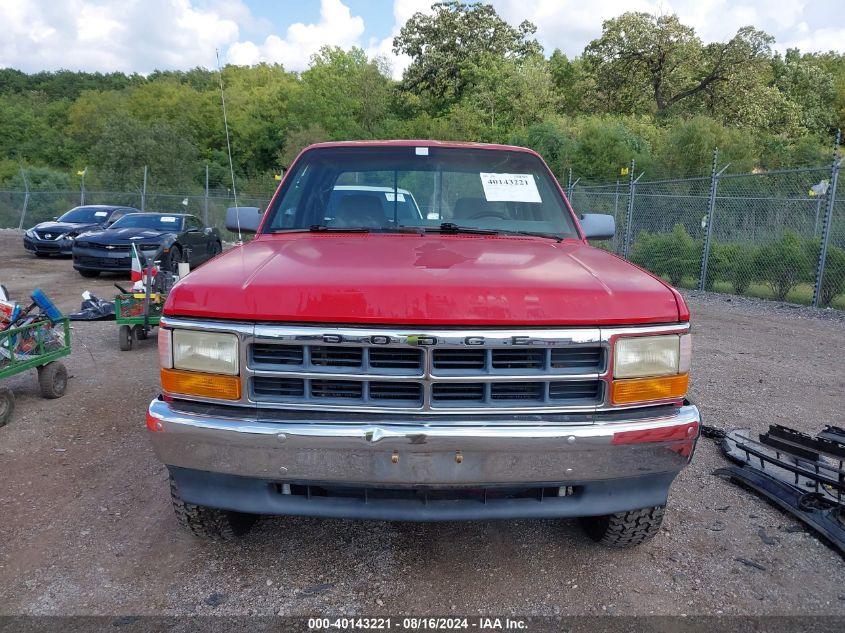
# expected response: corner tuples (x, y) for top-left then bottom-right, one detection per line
(754, 231), (815, 301)
(820, 245), (845, 307)
(708, 243), (758, 295)
(631, 224), (700, 286)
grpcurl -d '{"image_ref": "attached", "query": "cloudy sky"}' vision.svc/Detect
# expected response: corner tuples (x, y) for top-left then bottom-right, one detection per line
(1, 0), (844, 78)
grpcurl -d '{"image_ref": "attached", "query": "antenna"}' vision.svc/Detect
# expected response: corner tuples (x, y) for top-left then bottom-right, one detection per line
(216, 49), (242, 242)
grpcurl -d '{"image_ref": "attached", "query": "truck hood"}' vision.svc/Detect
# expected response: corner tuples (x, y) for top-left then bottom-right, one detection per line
(164, 233), (681, 325)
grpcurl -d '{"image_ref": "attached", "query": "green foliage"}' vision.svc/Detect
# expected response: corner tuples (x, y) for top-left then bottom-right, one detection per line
(631, 224), (701, 286)
(393, 1), (542, 111)
(708, 243), (758, 294)
(820, 245), (845, 307)
(754, 231), (815, 300)
(0, 5), (842, 194)
(584, 13), (773, 117)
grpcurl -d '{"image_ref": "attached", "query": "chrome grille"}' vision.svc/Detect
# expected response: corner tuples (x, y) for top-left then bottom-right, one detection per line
(246, 326), (608, 413)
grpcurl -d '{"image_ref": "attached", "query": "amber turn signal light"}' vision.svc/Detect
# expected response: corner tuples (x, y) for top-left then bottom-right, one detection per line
(160, 368), (241, 400)
(611, 373), (688, 404)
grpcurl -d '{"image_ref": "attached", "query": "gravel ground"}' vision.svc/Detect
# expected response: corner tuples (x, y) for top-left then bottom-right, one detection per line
(1, 230), (844, 617)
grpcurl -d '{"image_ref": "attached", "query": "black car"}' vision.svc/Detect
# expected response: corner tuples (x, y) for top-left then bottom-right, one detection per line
(72, 213), (222, 277)
(24, 205), (140, 257)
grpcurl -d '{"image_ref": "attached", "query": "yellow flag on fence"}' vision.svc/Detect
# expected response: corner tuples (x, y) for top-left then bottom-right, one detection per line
(620, 167), (629, 176)
(274, 174), (282, 181)
(76, 167), (87, 177)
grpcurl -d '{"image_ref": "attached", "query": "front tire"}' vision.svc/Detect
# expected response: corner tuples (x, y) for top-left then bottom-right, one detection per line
(165, 246), (182, 273)
(580, 505), (666, 548)
(169, 476), (257, 540)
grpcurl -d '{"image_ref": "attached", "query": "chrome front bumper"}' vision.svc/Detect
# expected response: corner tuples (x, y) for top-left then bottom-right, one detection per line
(147, 399), (700, 487)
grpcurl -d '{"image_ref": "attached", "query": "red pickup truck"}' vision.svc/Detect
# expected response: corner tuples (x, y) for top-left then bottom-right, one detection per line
(146, 141), (699, 546)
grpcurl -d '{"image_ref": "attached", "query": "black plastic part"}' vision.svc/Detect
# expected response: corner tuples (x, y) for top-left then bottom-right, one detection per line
(714, 466), (845, 557)
(168, 467), (679, 522)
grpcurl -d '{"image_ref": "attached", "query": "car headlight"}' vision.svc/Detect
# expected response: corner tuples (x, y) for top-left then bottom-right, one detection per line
(26, 229), (35, 238)
(611, 334), (691, 404)
(614, 334), (690, 378)
(171, 330), (239, 375)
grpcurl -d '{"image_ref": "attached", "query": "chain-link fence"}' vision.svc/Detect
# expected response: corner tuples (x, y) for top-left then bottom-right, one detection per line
(0, 188), (270, 242)
(571, 147), (845, 310)
(2, 150), (843, 310)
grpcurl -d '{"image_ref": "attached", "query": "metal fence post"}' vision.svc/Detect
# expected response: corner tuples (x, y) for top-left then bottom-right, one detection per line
(699, 148), (721, 290)
(204, 165), (210, 225)
(813, 130), (842, 307)
(141, 165), (147, 211)
(17, 166), (30, 230)
(622, 160), (637, 258)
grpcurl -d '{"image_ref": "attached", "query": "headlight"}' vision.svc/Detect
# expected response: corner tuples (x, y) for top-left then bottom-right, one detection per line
(611, 334), (691, 404)
(614, 334), (690, 378)
(171, 330), (239, 375)
(26, 229), (35, 238)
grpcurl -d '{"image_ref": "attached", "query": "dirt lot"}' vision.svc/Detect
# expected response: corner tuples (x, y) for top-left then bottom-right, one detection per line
(1, 228), (844, 617)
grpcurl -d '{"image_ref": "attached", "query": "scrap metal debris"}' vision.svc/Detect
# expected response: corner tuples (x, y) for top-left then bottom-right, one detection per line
(714, 424), (845, 557)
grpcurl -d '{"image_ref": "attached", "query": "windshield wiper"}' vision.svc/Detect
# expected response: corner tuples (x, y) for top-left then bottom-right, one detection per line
(308, 225), (369, 233)
(427, 222), (500, 235)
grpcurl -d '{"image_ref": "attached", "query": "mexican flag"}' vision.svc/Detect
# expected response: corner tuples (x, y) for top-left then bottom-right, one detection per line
(131, 244), (158, 284)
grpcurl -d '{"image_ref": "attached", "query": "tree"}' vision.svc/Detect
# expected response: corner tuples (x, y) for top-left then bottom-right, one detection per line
(584, 12), (773, 116)
(393, 1), (541, 110)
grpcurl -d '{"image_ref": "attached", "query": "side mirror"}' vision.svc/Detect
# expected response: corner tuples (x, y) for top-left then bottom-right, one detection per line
(203, 227), (213, 235)
(225, 206), (263, 234)
(579, 214), (615, 240)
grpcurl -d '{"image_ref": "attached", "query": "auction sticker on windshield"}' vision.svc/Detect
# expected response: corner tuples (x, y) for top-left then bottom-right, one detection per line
(161, 216), (177, 222)
(480, 173), (541, 203)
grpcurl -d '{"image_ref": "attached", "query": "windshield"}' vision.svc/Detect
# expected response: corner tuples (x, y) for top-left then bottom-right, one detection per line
(263, 146), (578, 238)
(57, 206), (115, 224)
(110, 214), (184, 231)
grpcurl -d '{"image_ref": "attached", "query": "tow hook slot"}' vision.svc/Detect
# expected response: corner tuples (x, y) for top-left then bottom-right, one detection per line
(455, 451), (463, 464)
(391, 450), (399, 464)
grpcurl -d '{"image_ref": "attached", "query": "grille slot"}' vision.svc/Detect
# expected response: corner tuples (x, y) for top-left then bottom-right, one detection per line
(369, 348), (422, 370)
(432, 383), (485, 402)
(252, 344), (304, 366)
(492, 349), (545, 370)
(369, 382), (422, 402)
(253, 377), (305, 397)
(311, 380), (362, 399)
(310, 346), (363, 368)
(549, 380), (601, 401)
(433, 349), (485, 370)
(551, 348), (603, 371)
(491, 382), (544, 400)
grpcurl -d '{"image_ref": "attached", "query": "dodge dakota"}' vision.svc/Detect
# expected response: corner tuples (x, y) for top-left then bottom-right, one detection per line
(146, 140), (700, 546)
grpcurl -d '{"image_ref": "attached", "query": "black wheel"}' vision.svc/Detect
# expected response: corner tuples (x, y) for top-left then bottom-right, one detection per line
(37, 362), (68, 399)
(119, 324), (133, 351)
(580, 505), (666, 548)
(166, 246), (182, 273)
(170, 476), (257, 540)
(133, 325), (148, 341)
(78, 269), (100, 278)
(0, 387), (14, 427)
(208, 241), (222, 257)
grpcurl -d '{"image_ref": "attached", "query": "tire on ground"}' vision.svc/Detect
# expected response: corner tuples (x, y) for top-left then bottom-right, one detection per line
(0, 386), (15, 427)
(119, 324), (133, 351)
(580, 505), (665, 547)
(169, 476), (257, 541)
(37, 361), (68, 399)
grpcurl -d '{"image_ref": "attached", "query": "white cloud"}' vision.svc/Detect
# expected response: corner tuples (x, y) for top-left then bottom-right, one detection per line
(226, 0), (365, 71)
(0, 0), (242, 73)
